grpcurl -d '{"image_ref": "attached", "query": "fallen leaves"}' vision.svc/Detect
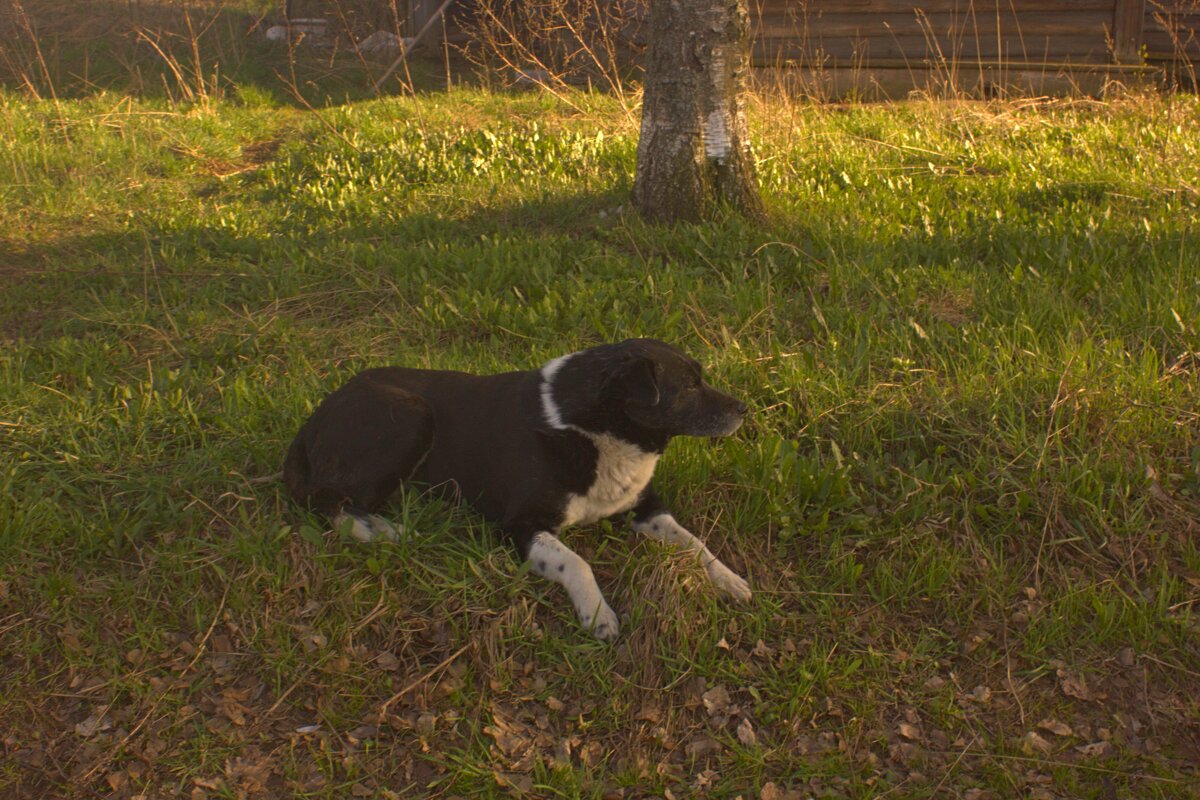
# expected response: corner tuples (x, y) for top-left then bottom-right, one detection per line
(737, 717), (758, 747)
(1021, 731), (1055, 755)
(1036, 718), (1073, 737)
(484, 711), (533, 760)
(74, 709), (112, 739)
(701, 685), (732, 717)
(1056, 668), (1093, 702)
(1075, 740), (1114, 757)
(760, 781), (804, 800)
(685, 736), (723, 758)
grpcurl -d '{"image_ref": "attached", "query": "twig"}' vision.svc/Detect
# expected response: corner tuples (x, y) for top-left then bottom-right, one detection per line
(929, 735), (978, 797)
(379, 644), (469, 714)
(927, 749), (1183, 783)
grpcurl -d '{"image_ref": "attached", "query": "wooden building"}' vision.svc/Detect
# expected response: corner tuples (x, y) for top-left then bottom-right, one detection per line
(750, 0), (1200, 95)
(291, 0), (1198, 95)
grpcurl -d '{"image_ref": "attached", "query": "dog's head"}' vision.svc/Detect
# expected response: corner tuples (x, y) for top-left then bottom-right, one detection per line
(543, 339), (748, 450)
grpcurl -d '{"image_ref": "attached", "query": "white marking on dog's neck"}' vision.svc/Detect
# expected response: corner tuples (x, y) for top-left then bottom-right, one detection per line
(540, 353), (574, 430)
(541, 350), (660, 527)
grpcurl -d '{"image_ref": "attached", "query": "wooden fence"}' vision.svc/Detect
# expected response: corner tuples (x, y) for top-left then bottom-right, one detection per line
(750, 0), (1199, 93)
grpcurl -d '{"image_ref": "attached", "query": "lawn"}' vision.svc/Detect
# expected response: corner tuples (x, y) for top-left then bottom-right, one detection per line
(1, 66), (1199, 798)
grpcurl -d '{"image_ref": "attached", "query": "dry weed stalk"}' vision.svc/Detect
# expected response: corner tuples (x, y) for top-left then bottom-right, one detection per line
(3, 0), (59, 99)
(1150, 0), (1200, 90)
(135, 10), (224, 108)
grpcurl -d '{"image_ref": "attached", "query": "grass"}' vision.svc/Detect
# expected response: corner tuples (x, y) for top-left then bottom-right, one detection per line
(2, 65), (1199, 798)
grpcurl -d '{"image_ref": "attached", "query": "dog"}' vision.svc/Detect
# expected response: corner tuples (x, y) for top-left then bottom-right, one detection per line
(283, 338), (752, 640)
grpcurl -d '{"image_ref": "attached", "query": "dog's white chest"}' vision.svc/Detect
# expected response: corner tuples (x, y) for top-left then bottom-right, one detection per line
(561, 435), (659, 527)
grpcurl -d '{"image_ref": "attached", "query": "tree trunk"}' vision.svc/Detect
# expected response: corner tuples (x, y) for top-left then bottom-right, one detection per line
(632, 0), (765, 224)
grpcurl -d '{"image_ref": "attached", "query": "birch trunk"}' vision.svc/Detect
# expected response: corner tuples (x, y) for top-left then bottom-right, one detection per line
(632, 0), (764, 223)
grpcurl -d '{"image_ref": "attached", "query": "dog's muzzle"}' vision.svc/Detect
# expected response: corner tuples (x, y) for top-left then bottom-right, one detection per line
(693, 393), (748, 437)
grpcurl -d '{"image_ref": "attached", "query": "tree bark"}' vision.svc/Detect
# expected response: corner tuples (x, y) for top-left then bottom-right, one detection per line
(632, 0), (765, 224)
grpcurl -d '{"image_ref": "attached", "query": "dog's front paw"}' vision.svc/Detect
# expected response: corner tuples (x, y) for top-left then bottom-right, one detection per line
(707, 561), (752, 603)
(581, 601), (620, 641)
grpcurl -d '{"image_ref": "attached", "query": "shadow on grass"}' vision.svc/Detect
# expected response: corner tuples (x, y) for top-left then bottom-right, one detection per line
(2, 183), (639, 343)
(0, 0), (460, 106)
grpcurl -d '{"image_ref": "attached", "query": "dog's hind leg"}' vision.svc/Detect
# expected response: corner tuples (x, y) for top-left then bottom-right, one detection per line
(285, 375), (434, 541)
(333, 512), (400, 543)
(514, 529), (620, 641)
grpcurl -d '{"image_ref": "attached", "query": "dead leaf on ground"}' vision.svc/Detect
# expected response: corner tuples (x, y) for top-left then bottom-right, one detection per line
(218, 689), (252, 727)
(578, 741), (604, 768)
(494, 771), (534, 795)
(348, 724), (378, 743)
(1037, 719), (1074, 737)
(693, 768), (720, 791)
(1056, 668), (1092, 701)
(889, 741), (921, 763)
(702, 685), (731, 717)
(636, 699), (661, 723)
(897, 722), (922, 741)
(685, 736), (723, 758)
(1075, 741), (1113, 757)
(225, 750), (274, 795)
(737, 718), (758, 747)
(1021, 731), (1054, 755)
(968, 685), (993, 705)
(760, 782), (800, 800)
(963, 789), (997, 800)
(105, 771), (128, 793)
(75, 711), (111, 738)
(484, 721), (531, 759)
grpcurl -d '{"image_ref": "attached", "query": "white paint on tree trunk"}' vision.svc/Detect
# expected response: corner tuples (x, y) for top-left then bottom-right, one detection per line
(704, 47), (732, 162)
(704, 110), (731, 161)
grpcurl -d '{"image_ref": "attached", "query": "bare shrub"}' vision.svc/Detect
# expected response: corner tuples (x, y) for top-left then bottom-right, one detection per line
(460, 0), (645, 112)
(0, 0), (256, 100)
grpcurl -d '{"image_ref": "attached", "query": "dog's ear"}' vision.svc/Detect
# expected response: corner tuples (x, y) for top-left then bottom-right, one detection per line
(610, 355), (660, 408)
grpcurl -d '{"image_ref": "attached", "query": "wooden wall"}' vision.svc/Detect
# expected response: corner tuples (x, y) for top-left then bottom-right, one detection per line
(750, 0), (1199, 67)
(1144, 0), (1200, 58)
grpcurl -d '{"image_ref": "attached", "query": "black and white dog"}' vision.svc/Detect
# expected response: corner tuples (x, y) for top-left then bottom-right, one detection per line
(283, 338), (751, 640)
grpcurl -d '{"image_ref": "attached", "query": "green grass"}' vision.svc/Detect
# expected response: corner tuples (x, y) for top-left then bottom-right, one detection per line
(2, 78), (1199, 799)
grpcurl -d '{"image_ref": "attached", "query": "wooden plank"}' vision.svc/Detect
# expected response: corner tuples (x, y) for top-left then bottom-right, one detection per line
(1112, 0), (1148, 60)
(754, 0), (1113, 14)
(753, 33), (1111, 61)
(754, 10), (1113, 38)
(1142, 30), (1200, 55)
(1142, 1), (1200, 55)
(750, 63), (1158, 98)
